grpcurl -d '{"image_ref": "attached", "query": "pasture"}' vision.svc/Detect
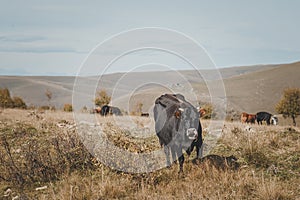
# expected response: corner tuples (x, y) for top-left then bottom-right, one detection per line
(0, 109), (299, 199)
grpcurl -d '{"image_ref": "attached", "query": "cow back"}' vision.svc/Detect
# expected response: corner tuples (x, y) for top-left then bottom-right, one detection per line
(154, 95), (181, 144)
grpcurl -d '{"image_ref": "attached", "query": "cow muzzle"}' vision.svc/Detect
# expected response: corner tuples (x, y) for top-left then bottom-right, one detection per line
(186, 128), (198, 140)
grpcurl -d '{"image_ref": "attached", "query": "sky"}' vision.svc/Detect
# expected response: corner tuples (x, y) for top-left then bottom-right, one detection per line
(0, 0), (300, 76)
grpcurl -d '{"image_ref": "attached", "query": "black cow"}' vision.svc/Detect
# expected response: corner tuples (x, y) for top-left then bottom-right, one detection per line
(154, 94), (203, 173)
(100, 105), (122, 116)
(256, 111), (277, 125)
(271, 116), (278, 125)
(100, 105), (110, 116)
(110, 106), (122, 116)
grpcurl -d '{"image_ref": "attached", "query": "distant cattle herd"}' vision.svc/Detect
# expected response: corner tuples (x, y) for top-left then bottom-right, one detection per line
(241, 111), (278, 125)
(94, 104), (278, 126)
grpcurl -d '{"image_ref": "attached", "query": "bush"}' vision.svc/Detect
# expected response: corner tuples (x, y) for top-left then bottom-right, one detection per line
(38, 105), (56, 111)
(12, 96), (27, 109)
(199, 102), (216, 119)
(226, 109), (240, 121)
(63, 103), (73, 112)
(0, 88), (14, 108)
(0, 88), (27, 109)
(39, 105), (50, 110)
(94, 90), (111, 108)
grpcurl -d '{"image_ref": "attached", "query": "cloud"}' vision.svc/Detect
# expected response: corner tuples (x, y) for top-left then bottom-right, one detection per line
(0, 35), (46, 43)
(0, 34), (88, 54)
(0, 46), (85, 54)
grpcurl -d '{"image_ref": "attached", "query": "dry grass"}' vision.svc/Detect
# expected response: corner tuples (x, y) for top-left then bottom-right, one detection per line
(0, 109), (299, 199)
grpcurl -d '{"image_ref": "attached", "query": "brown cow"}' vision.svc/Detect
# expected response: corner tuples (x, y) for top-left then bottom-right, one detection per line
(94, 107), (101, 113)
(241, 112), (256, 124)
(247, 114), (256, 124)
(241, 112), (248, 123)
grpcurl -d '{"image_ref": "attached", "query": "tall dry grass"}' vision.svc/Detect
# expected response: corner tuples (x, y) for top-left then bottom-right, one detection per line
(0, 110), (299, 199)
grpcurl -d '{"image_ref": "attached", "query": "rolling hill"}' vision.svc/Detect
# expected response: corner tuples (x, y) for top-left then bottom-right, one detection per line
(0, 62), (299, 114)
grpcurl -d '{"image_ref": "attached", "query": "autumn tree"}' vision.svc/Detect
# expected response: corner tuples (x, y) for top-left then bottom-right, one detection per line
(0, 88), (26, 109)
(0, 88), (14, 108)
(276, 88), (300, 126)
(94, 90), (111, 107)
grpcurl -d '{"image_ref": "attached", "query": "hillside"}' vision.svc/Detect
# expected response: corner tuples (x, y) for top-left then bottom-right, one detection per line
(224, 62), (300, 113)
(0, 62), (299, 114)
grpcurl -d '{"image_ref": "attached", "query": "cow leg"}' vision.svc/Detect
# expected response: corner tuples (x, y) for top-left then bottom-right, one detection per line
(170, 148), (177, 164)
(186, 142), (195, 156)
(175, 147), (184, 173)
(163, 145), (171, 167)
(178, 154), (184, 173)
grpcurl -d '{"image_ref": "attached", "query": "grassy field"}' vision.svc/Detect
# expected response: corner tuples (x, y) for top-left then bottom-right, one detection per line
(0, 109), (299, 199)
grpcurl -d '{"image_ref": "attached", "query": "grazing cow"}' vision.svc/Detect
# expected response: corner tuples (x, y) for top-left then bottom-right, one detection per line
(241, 112), (248, 123)
(141, 113), (150, 117)
(94, 107), (101, 114)
(100, 105), (122, 116)
(271, 115), (278, 125)
(110, 106), (122, 116)
(256, 111), (278, 125)
(100, 105), (110, 116)
(241, 112), (256, 124)
(154, 94), (203, 173)
(247, 114), (256, 124)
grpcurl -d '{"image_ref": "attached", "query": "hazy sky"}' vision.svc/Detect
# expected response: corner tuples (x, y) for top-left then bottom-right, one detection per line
(1, 1), (300, 75)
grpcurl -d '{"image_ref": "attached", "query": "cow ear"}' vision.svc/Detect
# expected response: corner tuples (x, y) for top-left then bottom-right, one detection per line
(175, 110), (181, 119)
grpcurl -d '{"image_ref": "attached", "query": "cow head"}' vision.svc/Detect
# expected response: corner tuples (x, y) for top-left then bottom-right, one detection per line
(175, 105), (200, 141)
(271, 116), (278, 125)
